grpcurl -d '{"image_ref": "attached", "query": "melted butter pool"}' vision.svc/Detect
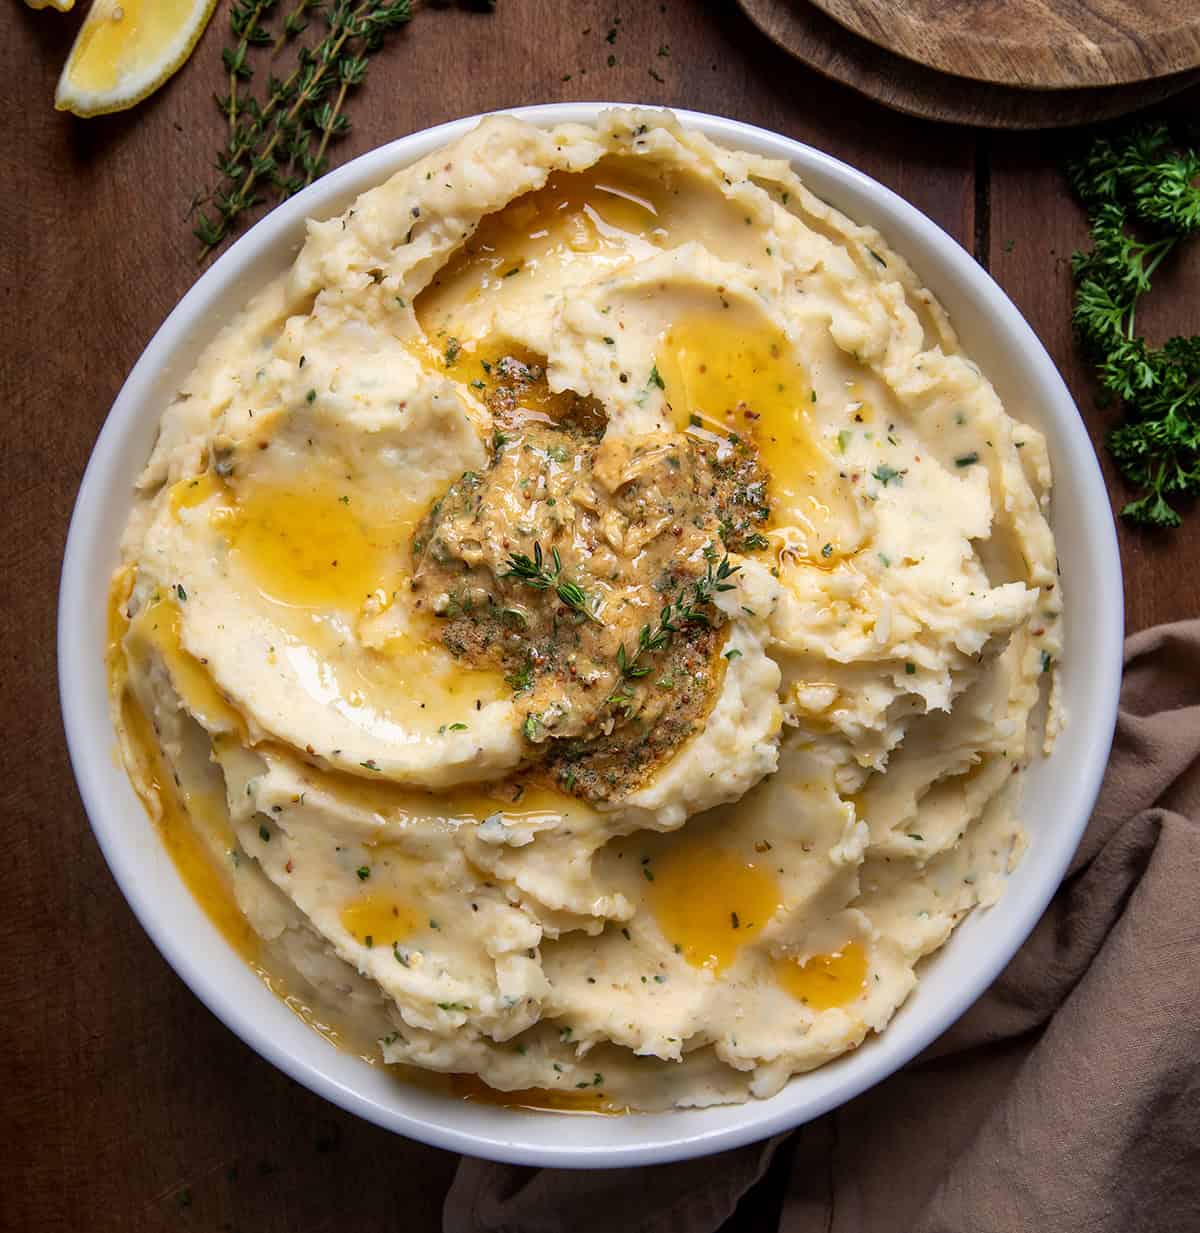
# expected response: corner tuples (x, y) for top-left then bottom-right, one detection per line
(415, 160), (674, 337)
(657, 313), (858, 566)
(127, 596), (245, 735)
(647, 845), (782, 974)
(415, 154), (761, 343)
(775, 941), (868, 1010)
(166, 470), (510, 738)
(340, 893), (422, 948)
(229, 480), (412, 612)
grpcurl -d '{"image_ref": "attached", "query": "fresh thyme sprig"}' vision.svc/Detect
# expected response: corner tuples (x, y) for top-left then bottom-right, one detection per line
(1067, 124), (1200, 528)
(616, 555), (739, 680)
(274, 0), (321, 51)
(196, 0), (460, 260)
(224, 0), (276, 136)
(502, 542), (603, 624)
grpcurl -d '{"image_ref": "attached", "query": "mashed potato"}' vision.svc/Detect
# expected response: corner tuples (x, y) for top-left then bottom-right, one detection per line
(108, 109), (1063, 1111)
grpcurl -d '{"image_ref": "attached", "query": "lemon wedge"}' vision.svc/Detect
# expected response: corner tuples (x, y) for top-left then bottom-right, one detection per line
(54, 0), (218, 118)
(27, 1), (76, 12)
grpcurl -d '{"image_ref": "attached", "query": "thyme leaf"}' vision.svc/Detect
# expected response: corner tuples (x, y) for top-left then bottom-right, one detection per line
(502, 541), (603, 624)
(616, 554), (739, 681)
(196, 2), (498, 259)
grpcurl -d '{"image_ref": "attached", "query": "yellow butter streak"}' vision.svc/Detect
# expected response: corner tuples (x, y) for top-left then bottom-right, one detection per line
(229, 481), (414, 611)
(416, 160), (674, 336)
(127, 596), (244, 734)
(450, 1073), (624, 1115)
(116, 684), (258, 961)
(775, 941), (868, 1011)
(118, 679), (382, 1060)
(167, 473), (508, 731)
(170, 468), (417, 613)
(657, 314), (855, 567)
(169, 469), (226, 515)
(340, 893), (422, 948)
(648, 845), (782, 974)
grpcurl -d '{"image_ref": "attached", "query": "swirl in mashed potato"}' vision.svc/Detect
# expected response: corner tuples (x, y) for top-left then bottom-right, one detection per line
(109, 110), (1063, 1111)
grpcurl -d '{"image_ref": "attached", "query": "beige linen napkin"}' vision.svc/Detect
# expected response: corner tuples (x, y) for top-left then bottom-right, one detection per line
(444, 621), (1200, 1233)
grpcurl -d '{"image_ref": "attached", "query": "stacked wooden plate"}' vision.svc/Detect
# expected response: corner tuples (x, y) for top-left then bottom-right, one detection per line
(737, 0), (1200, 127)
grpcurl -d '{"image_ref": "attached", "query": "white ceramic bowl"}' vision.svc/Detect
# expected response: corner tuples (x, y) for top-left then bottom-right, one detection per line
(59, 104), (1123, 1168)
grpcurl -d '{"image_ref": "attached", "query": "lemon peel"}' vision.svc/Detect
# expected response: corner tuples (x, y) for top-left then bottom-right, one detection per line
(54, 0), (218, 118)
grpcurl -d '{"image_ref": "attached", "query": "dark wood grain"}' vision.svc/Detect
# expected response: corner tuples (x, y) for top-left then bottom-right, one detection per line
(811, 0), (1200, 89)
(1, 3), (1195, 1231)
(738, 0), (1200, 129)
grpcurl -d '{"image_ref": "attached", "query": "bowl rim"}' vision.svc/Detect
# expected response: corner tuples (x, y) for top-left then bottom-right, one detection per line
(58, 101), (1123, 1168)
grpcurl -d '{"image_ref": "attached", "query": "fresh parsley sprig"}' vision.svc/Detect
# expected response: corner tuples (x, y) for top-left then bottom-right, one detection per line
(502, 542), (603, 624)
(617, 555), (739, 680)
(1067, 124), (1200, 528)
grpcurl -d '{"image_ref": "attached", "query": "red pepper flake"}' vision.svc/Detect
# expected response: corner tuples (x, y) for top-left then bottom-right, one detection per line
(285, 859), (294, 873)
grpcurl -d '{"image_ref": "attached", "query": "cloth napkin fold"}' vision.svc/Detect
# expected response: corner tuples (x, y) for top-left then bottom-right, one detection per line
(444, 621), (1200, 1233)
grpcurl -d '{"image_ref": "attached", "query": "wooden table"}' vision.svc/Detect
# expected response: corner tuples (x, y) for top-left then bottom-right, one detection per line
(5, 3), (1197, 1229)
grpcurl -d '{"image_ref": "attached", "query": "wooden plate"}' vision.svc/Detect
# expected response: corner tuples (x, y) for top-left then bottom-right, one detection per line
(737, 0), (1200, 130)
(809, 0), (1200, 90)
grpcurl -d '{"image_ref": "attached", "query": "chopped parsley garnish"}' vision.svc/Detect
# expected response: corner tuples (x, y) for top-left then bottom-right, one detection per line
(955, 452), (980, 468)
(872, 463), (904, 487)
(356, 866), (370, 881)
